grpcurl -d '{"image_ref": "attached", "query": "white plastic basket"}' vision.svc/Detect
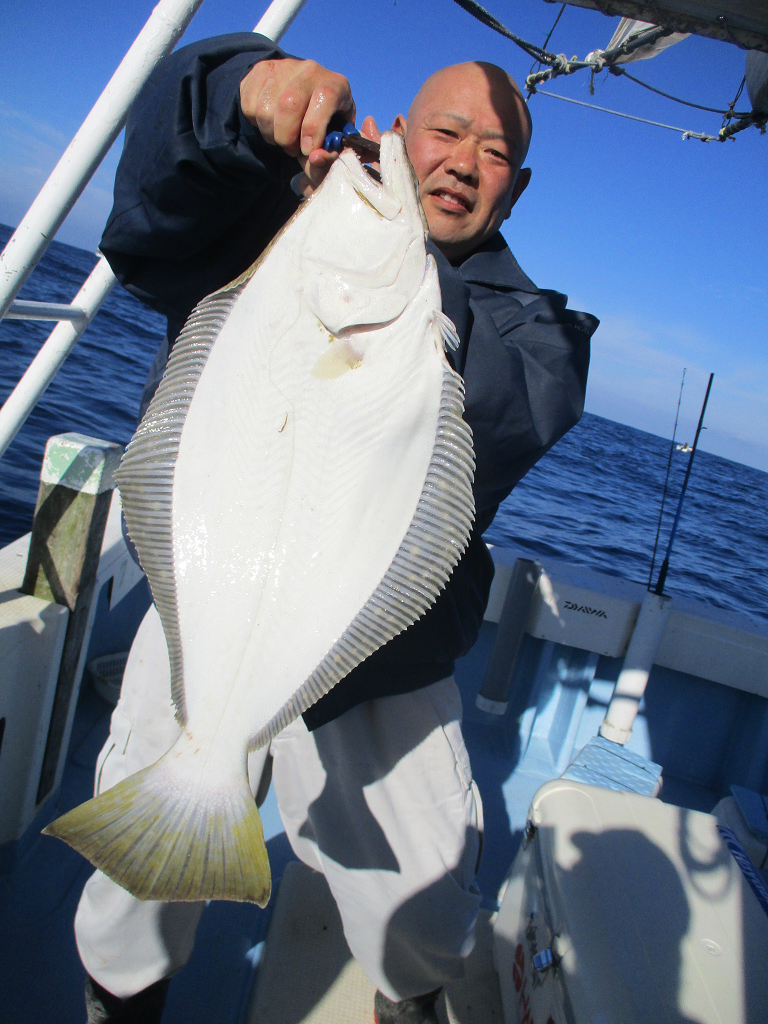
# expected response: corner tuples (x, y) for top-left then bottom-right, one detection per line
(87, 652), (129, 706)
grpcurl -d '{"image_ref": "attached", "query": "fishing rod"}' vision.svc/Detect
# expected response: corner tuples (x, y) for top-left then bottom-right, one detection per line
(653, 372), (714, 596)
(648, 368), (686, 589)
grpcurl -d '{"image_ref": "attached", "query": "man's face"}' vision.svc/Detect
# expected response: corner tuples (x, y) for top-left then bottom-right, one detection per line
(401, 64), (530, 262)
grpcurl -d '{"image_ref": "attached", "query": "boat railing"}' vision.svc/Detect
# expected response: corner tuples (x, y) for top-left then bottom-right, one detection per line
(0, 0), (307, 462)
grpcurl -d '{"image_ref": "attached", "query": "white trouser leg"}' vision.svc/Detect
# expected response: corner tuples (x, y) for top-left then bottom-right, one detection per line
(74, 605), (206, 998)
(76, 604), (272, 998)
(271, 678), (483, 1002)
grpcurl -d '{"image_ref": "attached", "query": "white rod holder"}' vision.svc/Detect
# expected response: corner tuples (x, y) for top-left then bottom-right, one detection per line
(599, 591), (671, 745)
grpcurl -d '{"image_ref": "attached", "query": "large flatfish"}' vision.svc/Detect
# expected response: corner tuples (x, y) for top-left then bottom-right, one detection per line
(46, 132), (475, 905)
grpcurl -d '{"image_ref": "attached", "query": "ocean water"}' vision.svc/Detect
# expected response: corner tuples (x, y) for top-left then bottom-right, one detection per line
(2, 224), (767, 625)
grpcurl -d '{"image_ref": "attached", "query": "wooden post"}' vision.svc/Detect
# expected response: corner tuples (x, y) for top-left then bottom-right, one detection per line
(20, 432), (123, 804)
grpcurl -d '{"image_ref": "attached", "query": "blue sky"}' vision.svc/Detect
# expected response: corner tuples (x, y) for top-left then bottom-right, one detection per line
(2, 0), (766, 469)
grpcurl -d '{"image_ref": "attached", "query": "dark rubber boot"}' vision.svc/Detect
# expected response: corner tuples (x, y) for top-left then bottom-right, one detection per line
(373, 988), (441, 1024)
(85, 975), (170, 1024)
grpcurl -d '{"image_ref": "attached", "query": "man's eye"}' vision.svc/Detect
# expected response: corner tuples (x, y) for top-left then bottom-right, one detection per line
(434, 128), (458, 138)
(487, 148), (510, 162)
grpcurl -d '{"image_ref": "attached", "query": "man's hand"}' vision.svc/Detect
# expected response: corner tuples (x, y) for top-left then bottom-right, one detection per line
(240, 58), (355, 191)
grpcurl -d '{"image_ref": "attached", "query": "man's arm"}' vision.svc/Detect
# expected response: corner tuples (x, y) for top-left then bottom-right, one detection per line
(100, 33), (352, 331)
(430, 243), (596, 520)
(463, 292), (594, 516)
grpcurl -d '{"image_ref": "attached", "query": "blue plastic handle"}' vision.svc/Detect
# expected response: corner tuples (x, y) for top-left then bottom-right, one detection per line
(323, 121), (360, 152)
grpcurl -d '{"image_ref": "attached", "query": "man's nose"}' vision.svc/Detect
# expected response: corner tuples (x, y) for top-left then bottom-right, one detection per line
(445, 138), (479, 183)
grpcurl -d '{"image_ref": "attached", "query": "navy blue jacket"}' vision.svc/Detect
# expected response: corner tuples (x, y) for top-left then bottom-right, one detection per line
(100, 34), (597, 729)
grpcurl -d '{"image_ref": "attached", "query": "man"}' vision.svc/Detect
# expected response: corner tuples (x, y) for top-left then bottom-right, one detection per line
(76, 33), (596, 1024)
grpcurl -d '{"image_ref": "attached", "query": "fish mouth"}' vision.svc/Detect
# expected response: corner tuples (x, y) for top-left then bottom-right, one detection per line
(337, 131), (425, 234)
(338, 149), (402, 220)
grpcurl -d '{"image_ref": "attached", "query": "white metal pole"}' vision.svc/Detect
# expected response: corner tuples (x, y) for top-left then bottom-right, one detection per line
(0, 258), (116, 460)
(0, 0), (206, 321)
(7, 301), (88, 324)
(254, 0), (309, 41)
(0, 0), (309, 461)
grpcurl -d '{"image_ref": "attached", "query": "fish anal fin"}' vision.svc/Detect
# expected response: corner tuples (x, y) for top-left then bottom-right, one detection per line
(43, 753), (270, 906)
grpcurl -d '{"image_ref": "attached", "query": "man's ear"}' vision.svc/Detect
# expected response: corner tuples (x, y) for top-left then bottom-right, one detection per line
(504, 167), (532, 219)
(391, 114), (407, 135)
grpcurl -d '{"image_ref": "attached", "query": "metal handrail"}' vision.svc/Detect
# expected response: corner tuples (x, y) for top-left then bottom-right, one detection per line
(6, 301), (89, 325)
(0, 258), (116, 459)
(0, 0), (308, 461)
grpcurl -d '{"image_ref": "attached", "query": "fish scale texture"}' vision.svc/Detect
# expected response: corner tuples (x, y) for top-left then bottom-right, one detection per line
(116, 290), (243, 721)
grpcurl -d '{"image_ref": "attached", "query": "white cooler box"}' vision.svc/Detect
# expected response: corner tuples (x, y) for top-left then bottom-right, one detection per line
(494, 779), (768, 1024)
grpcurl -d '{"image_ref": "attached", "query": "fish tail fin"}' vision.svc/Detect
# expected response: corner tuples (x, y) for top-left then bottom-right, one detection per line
(43, 748), (271, 906)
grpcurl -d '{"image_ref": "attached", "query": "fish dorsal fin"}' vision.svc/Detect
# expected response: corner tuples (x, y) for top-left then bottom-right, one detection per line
(252, 355), (475, 747)
(115, 281), (246, 722)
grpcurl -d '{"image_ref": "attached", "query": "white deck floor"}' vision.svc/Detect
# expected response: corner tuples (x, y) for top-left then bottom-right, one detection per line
(248, 861), (504, 1024)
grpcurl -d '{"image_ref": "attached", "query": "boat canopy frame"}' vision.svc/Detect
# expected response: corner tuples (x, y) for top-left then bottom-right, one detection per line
(0, 0), (308, 461)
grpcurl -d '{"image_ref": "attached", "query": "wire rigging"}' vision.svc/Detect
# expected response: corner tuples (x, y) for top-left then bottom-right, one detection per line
(528, 4), (566, 80)
(610, 66), (750, 117)
(533, 90), (719, 141)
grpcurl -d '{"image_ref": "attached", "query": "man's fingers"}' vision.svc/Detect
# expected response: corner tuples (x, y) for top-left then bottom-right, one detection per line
(290, 150), (340, 200)
(290, 171), (313, 200)
(299, 149), (338, 189)
(240, 59), (289, 147)
(240, 58), (354, 160)
(298, 80), (355, 156)
(271, 74), (316, 156)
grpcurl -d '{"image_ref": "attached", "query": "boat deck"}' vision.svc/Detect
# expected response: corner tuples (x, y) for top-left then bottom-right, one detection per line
(0, 637), (513, 1024)
(3, 545), (768, 1022)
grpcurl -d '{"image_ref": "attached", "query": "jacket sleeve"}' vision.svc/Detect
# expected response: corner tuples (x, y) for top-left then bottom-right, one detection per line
(430, 243), (597, 519)
(100, 33), (301, 329)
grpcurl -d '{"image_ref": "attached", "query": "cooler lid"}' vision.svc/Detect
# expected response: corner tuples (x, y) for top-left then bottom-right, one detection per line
(528, 779), (768, 1024)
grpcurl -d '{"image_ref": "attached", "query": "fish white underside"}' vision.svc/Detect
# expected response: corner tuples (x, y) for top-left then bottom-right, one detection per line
(44, 135), (475, 904)
(173, 244), (447, 752)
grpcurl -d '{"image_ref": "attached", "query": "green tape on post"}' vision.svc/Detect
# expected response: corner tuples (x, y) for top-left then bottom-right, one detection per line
(20, 433), (124, 805)
(22, 433), (123, 607)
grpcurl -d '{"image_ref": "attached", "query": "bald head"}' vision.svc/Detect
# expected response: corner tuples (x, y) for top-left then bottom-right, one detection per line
(408, 62), (532, 167)
(393, 62), (533, 261)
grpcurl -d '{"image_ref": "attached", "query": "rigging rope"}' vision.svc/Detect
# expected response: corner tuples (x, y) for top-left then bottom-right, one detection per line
(449, 0), (559, 66)
(722, 74), (747, 126)
(448, 0), (761, 141)
(528, 3), (567, 81)
(533, 89), (719, 141)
